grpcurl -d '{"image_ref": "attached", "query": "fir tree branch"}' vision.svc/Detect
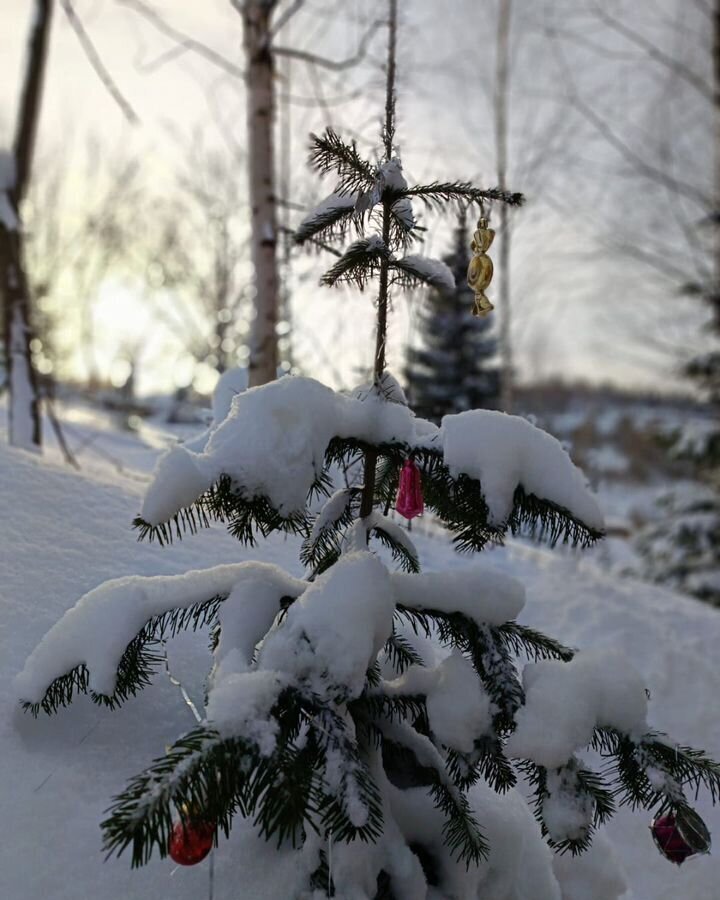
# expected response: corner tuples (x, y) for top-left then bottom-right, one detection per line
(320, 237), (388, 289)
(378, 726), (489, 865)
(495, 622), (575, 662)
(370, 521), (420, 573)
(134, 474), (311, 546)
(520, 759), (615, 855)
(396, 182), (524, 208)
(294, 201), (358, 245)
(593, 727), (720, 811)
(23, 593), (226, 716)
(102, 689), (385, 867)
(101, 725), (249, 866)
(507, 486), (604, 548)
(389, 257), (453, 290)
(300, 488), (361, 575)
(446, 736), (517, 794)
(383, 629), (425, 674)
(308, 129), (376, 195)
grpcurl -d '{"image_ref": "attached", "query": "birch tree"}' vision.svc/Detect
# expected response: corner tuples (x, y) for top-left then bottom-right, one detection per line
(120, 0), (381, 389)
(1, 0), (53, 449)
(240, 0), (281, 386)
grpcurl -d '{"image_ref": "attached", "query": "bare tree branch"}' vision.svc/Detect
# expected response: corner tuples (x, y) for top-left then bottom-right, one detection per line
(117, 0), (245, 78)
(549, 29), (711, 210)
(273, 19), (382, 70)
(60, 0), (139, 123)
(591, 2), (714, 105)
(270, 0), (306, 37)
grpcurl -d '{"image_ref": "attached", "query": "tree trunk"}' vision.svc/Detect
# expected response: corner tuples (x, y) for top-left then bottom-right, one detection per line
(243, 0), (280, 387)
(713, 0), (720, 332)
(359, 0), (397, 521)
(495, 0), (513, 413)
(1, 0), (53, 449)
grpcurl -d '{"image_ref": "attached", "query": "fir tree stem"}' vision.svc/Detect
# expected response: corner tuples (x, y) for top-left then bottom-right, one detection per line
(360, 0), (397, 520)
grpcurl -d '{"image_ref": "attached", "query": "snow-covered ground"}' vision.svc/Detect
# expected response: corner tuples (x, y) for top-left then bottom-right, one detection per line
(2, 409), (720, 899)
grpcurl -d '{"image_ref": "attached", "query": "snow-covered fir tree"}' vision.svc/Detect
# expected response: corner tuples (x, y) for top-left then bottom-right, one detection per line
(16, 3), (720, 897)
(636, 352), (720, 605)
(405, 214), (499, 423)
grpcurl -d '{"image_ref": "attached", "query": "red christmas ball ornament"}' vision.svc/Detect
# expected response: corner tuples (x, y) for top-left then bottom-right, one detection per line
(169, 817), (215, 866)
(650, 809), (711, 865)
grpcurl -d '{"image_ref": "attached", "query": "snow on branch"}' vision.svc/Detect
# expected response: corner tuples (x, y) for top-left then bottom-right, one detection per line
(134, 377), (602, 552)
(383, 651), (493, 753)
(391, 254), (455, 291)
(259, 553), (393, 703)
(441, 410), (604, 532)
(16, 562), (305, 710)
(294, 191), (357, 244)
(366, 511), (420, 573)
(140, 376), (416, 529)
(391, 563), (525, 626)
(320, 235), (388, 288)
(505, 650), (648, 769)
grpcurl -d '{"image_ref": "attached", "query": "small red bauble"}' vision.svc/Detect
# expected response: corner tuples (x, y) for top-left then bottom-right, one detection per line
(651, 810), (711, 865)
(169, 818), (214, 866)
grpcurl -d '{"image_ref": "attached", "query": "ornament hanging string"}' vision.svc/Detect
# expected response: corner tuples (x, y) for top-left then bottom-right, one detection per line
(162, 639), (203, 725)
(162, 642), (215, 900)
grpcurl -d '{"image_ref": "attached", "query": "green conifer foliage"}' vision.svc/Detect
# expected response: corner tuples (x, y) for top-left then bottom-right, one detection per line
(405, 214), (500, 423)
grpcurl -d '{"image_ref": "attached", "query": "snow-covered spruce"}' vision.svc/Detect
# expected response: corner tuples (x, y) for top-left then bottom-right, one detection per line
(635, 482), (720, 606)
(17, 368), (720, 897)
(17, 104), (720, 898)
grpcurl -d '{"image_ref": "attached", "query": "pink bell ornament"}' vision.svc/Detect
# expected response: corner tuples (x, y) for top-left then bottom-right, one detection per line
(395, 458), (424, 520)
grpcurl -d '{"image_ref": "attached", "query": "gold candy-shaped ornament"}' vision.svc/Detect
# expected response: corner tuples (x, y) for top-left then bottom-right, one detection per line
(467, 216), (495, 317)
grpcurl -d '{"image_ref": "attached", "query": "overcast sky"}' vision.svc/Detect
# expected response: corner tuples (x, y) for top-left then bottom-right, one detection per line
(1, 0), (713, 397)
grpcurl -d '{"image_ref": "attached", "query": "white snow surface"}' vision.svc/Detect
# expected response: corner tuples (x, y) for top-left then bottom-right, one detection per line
(3, 412), (720, 899)
(506, 650), (648, 769)
(552, 832), (628, 900)
(441, 409), (604, 530)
